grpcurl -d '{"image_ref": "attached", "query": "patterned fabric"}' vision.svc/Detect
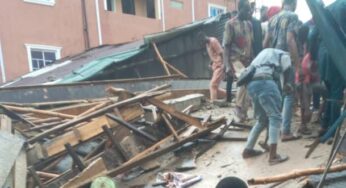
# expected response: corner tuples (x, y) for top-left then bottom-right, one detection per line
(223, 16), (253, 66)
(267, 10), (301, 51)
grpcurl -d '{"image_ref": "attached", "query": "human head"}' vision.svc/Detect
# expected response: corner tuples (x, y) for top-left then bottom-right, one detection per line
(282, 0), (297, 12)
(216, 177), (248, 188)
(260, 6), (268, 22)
(267, 6), (281, 20)
(197, 31), (209, 46)
(238, 0), (252, 20)
(249, 0), (256, 16)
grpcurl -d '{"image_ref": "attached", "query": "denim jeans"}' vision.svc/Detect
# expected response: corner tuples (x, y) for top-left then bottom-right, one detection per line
(245, 80), (282, 149)
(282, 93), (295, 134)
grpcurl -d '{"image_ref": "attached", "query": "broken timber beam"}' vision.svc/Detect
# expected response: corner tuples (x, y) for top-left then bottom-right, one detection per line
(4, 105), (75, 119)
(42, 104), (143, 157)
(151, 43), (188, 78)
(248, 163), (346, 185)
(61, 118), (226, 188)
(27, 90), (166, 144)
(147, 98), (203, 129)
(65, 143), (86, 172)
(152, 43), (171, 76)
(102, 126), (129, 162)
(161, 113), (180, 141)
(106, 113), (158, 143)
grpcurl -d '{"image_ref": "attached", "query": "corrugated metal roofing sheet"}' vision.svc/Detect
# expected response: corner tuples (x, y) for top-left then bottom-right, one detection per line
(58, 47), (146, 83)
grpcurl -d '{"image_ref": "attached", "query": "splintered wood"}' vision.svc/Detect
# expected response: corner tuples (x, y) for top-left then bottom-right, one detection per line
(0, 84), (226, 188)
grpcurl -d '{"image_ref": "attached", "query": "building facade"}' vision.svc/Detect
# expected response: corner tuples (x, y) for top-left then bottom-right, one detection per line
(0, 0), (236, 83)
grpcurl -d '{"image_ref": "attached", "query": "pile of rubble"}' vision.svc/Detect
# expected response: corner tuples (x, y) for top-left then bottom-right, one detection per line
(0, 84), (237, 188)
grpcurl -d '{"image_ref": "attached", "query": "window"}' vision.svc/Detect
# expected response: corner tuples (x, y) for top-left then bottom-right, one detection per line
(121, 0), (135, 15)
(208, 4), (226, 17)
(24, 0), (55, 6)
(170, 0), (184, 9)
(25, 44), (61, 71)
(146, 0), (156, 18)
(104, 0), (116, 12)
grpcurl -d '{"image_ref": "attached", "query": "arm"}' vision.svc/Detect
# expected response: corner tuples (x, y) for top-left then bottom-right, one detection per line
(222, 21), (235, 76)
(263, 23), (271, 48)
(287, 32), (300, 68)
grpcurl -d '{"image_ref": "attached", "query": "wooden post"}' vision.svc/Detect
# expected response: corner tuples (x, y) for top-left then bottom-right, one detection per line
(161, 113), (180, 141)
(102, 126), (129, 162)
(64, 143), (85, 172)
(152, 43), (171, 76)
(151, 43), (188, 78)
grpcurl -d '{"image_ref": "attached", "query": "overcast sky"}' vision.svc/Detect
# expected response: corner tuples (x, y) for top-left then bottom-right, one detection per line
(255, 0), (336, 22)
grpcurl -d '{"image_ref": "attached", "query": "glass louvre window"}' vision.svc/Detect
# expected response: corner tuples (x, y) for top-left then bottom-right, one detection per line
(30, 49), (56, 71)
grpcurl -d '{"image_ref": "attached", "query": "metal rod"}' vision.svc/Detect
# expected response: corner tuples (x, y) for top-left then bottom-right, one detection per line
(317, 130), (346, 188)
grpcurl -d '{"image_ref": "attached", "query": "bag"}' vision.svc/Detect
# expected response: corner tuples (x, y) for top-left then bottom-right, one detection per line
(236, 66), (256, 87)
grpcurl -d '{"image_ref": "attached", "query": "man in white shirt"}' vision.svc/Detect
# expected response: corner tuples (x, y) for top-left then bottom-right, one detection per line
(242, 48), (293, 165)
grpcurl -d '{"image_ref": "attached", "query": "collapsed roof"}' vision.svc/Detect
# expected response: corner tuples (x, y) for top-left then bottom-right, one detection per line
(3, 13), (230, 88)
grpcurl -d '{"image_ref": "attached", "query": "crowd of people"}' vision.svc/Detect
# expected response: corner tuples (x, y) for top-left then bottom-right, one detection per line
(203, 0), (346, 165)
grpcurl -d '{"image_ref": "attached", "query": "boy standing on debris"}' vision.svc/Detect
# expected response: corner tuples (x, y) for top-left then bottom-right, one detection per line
(242, 48), (292, 165)
(201, 35), (227, 104)
(223, 0), (253, 122)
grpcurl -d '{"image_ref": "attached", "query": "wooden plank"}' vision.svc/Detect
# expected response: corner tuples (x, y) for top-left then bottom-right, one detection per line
(147, 98), (203, 129)
(4, 105), (75, 119)
(162, 113), (180, 141)
(61, 158), (108, 188)
(76, 101), (112, 118)
(106, 113), (158, 143)
(152, 43), (171, 75)
(28, 90), (165, 144)
(61, 118), (226, 188)
(43, 104), (144, 157)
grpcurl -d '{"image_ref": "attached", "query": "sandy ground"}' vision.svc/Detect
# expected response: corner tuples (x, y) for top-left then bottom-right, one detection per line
(119, 104), (332, 188)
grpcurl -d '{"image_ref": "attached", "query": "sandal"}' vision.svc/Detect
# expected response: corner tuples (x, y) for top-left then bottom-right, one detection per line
(281, 134), (301, 142)
(242, 149), (263, 159)
(269, 154), (289, 165)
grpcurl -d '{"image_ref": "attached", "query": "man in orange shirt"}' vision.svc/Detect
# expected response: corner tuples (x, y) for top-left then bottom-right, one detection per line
(202, 35), (226, 103)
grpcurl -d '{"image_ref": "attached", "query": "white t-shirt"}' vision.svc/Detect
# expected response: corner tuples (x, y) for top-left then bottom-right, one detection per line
(251, 48), (291, 77)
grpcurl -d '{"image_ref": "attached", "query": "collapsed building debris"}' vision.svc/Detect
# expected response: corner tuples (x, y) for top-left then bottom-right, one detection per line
(0, 83), (236, 188)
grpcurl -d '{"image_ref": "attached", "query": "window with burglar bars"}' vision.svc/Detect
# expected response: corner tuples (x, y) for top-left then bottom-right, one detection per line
(25, 44), (61, 71)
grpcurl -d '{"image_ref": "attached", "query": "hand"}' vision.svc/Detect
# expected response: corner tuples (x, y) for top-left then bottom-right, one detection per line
(283, 83), (294, 93)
